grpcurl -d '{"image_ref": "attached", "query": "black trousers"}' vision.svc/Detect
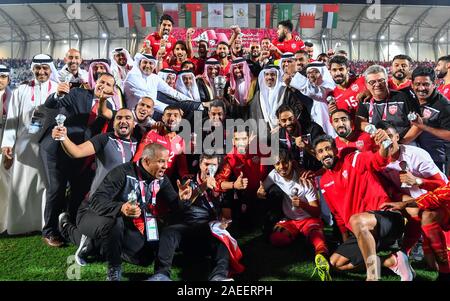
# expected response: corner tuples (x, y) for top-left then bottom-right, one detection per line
(154, 222), (230, 280)
(40, 146), (93, 237)
(66, 205), (155, 267)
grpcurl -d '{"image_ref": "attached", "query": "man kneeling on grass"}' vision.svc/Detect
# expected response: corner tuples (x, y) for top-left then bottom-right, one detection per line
(257, 148), (331, 281)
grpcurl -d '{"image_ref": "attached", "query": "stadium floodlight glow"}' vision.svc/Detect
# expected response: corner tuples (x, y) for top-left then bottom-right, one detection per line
(74, 34), (79, 39)
(391, 41), (396, 45)
(101, 33), (108, 38)
(322, 34), (326, 38)
(45, 35), (50, 40)
(440, 37), (445, 42)
(380, 35), (385, 40)
(63, 40), (67, 44)
(131, 33), (137, 38)
(351, 34), (357, 39)
(306, 39), (311, 42)
(409, 37), (414, 42)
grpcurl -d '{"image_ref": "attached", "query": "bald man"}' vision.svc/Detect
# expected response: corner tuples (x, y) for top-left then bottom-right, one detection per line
(58, 48), (88, 87)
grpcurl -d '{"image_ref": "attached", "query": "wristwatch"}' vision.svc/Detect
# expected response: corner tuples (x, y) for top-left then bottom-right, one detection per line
(415, 178), (423, 186)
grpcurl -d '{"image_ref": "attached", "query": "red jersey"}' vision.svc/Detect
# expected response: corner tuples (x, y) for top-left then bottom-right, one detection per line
(335, 130), (377, 158)
(271, 36), (305, 59)
(320, 151), (390, 233)
(388, 78), (411, 91)
(438, 83), (450, 101)
(416, 182), (450, 213)
(133, 129), (189, 178)
(215, 147), (269, 199)
(219, 60), (232, 81)
(332, 76), (367, 117)
(142, 32), (177, 60)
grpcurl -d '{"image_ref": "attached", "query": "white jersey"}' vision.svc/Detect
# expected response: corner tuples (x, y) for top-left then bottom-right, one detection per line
(263, 170), (318, 221)
(382, 144), (448, 198)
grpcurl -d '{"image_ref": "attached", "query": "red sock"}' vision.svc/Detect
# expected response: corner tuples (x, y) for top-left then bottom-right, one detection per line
(422, 222), (450, 274)
(308, 228), (328, 255)
(403, 215), (422, 255)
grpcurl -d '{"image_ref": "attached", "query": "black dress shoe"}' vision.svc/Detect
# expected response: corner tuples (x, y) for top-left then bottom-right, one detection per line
(43, 235), (64, 248)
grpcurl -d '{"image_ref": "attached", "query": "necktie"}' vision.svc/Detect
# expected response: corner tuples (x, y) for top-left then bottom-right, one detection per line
(87, 98), (99, 126)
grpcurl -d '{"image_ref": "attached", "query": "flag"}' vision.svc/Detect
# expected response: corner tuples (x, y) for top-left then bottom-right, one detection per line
(140, 4), (157, 28)
(277, 4), (293, 21)
(208, 4), (224, 28)
(300, 4), (316, 29)
(162, 4), (179, 27)
(185, 4), (202, 28)
(232, 4), (249, 28)
(322, 4), (339, 29)
(118, 3), (134, 28)
(255, 4), (272, 28)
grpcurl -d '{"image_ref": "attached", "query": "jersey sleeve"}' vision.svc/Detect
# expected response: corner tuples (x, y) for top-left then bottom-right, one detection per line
(416, 182), (450, 210)
(304, 185), (318, 203)
(89, 133), (109, 153)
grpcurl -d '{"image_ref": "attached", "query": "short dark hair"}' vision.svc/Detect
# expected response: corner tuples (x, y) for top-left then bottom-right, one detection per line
(199, 153), (221, 165)
(438, 55), (450, 63)
(304, 41), (314, 48)
(181, 60), (195, 71)
(330, 109), (351, 119)
(392, 54), (413, 64)
(275, 148), (293, 164)
(313, 134), (336, 150)
(276, 104), (295, 118)
(163, 105), (183, 116)
(174, 40), (187, 52)
(295, 49), (309, 56)
(278, 20), (293, 32)
(336, 50), (348, 56)
(217, 41), (230, 49)
(329, 55), (349, 68)
(376, 120), (397, 133)
(96, 72), (116, 85)
(160, 14), (174, 25)
(210, 99), (226, 113)
(411, 66), (436, 82)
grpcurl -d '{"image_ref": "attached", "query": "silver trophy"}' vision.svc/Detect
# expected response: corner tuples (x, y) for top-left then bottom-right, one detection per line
(407, 112), (417, 121)
(63, 73), (72, 83)
(127, 190), (138, 206)
(208, 164), (218, 177)
(399, 161), (412, 188)
(214, 75), (227, 99)
(290, 187), (299, 210)
(326, 95), (336, 104)
(54, 114), (66, 141)
(364, 124), (392, 149)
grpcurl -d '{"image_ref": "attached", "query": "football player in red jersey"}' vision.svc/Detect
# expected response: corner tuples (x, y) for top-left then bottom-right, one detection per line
(329, 55), (367, 116)
(435, 55), (450, 100)
(271, 20), (305, 59)
(388, 55), (412, 91)
(141, 14), (177, 61)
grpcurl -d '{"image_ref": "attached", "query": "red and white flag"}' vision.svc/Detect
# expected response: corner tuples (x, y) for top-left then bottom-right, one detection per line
(118, 3), (134, 28)
(300, 4), (316, 29)
(162, 4), (179, 27)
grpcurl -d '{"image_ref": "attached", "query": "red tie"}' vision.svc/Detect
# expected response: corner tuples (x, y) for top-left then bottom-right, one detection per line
(87, 99), (99, 126)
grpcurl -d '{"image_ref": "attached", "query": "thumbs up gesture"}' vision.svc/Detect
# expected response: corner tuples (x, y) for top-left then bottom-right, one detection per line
(257, 181), (266, 199)
(233, 171), (248, 190)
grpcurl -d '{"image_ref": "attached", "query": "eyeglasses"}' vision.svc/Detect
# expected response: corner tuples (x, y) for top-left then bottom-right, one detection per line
(367, 78), (386, 86)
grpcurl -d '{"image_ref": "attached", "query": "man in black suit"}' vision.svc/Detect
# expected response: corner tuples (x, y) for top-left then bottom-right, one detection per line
(39, 72), (114, 247)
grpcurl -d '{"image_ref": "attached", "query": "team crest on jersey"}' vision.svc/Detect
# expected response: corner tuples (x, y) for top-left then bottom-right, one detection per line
(166, 43), (172, 48)
(351, 84), (359, 92)
(292, 44), (297, 50)
(342, 170), (348, 179)
(356, 140), (364, 149)
(423, 108), (432, 119)
(388, 105), (398, 115)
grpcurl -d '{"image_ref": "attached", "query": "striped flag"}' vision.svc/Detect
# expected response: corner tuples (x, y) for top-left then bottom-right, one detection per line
(277, 4), (293, 21)
(233, 4), (249, 28)
(255, 4), (271, 28)
(185, 4), (202, 28)
(162, 4), (179, 27)
(300, 4), (316, 29)
(322, 4), (339, 29)
(118, 3), (134, 28)
(140, 4), (157, 28)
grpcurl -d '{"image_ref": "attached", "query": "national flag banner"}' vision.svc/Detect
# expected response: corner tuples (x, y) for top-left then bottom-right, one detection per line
(208, 4), (224, 28)
(232, 4), (249, 28)
(300, 4), (316, 29)
(162, 4), (179, 27)
(277, 4), (293, 22)
(118, 3), (135, 28)
(185, 4), (202, 28)
(255, 4), (272, 28)
(140, 4), (157, 28)
(322, 4), (339, 29)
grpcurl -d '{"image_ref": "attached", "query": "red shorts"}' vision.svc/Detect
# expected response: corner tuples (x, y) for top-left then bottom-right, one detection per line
(274, 217), (324, 240)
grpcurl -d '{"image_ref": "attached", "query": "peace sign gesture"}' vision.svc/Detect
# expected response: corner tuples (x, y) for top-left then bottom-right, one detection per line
(177, 179), (193, 201)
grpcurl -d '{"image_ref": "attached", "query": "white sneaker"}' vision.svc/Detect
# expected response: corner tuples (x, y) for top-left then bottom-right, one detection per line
(389, 250), (416, 281)
(75, 234), (89, 266)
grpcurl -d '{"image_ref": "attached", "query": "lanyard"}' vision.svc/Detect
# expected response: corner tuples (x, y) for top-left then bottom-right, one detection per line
(136, 163), (159, 207)
(285, 131), (291, 150)
(368, 98), (387, 124)
(31, 81), (52, 105)
(115, 137), (135, 164)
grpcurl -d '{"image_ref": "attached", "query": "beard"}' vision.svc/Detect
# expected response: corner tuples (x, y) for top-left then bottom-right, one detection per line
(436, 70), (447, 79)
(333, 76), (345, 85)
(218, 52), (227, 59)
(336, 127), (351, 138)
(393, 71), (406, 80)
(321, 155), (336, 169)
(278, 33), (286, 42)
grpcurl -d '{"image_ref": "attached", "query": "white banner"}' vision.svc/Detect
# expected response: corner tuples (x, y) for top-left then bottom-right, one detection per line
(233, 4), (249, 28)
(208, 4), (224, 28)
